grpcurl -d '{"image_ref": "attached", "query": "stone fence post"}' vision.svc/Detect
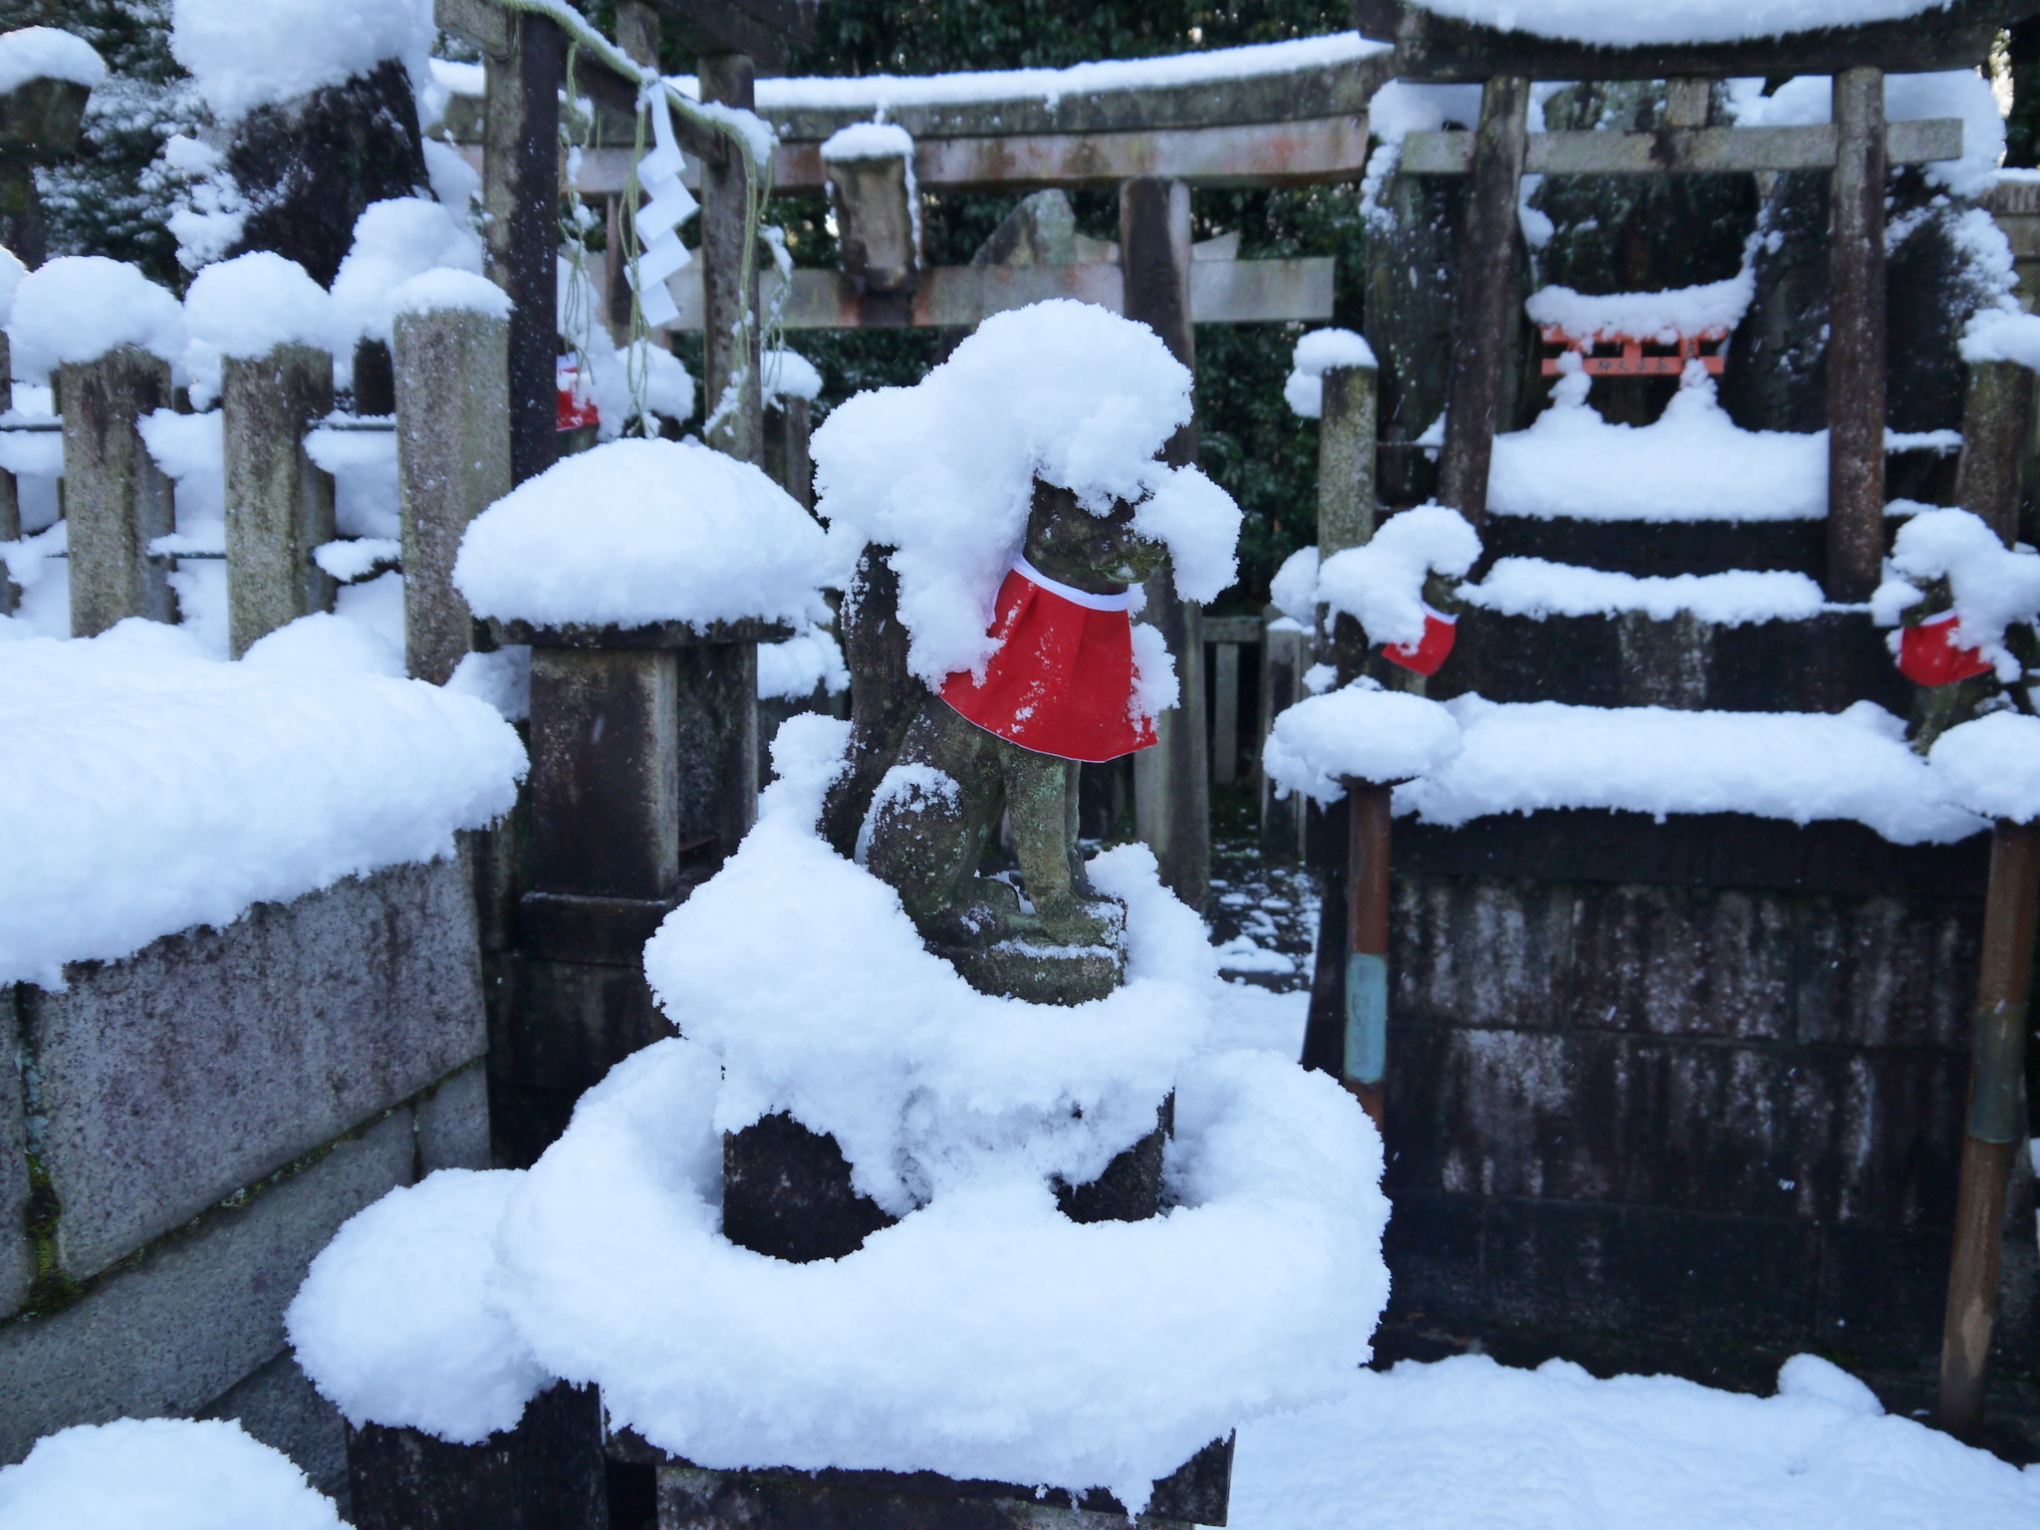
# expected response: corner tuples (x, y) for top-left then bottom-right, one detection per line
(61, 346), (175, 637)
(394, 300), (513, 684)
(0, 331), (16, 616)
(223, 343), (336, 656)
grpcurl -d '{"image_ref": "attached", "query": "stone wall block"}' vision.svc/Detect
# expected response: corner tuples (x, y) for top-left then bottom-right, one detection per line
(199, 1348), (352, 1515)
(0, 989), (30, 1321)
(0, 1107), (414, 1465)
(1607, 1040), (1789, 1216)
(1784, 1048), (1968, 1230)
(1571, 884), (1792, 1041)
(1390, 877), (1577, 1030)
(416, 1061), (493, 1172)
(28, 858), (483, 1279)
(1433, 1029), (1600, 1201)
(1791, 893), (1978, 1049)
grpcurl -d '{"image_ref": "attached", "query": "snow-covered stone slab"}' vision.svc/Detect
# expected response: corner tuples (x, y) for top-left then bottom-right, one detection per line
(1263, 687), (1462, 803)
(0, 619), (525, 989)
(1461, 558), (1830, 624)
(1395, 694), (1986, 845)
(453, 437), (831, 635)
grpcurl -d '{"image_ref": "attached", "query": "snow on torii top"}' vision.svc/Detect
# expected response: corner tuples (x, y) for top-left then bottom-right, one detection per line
(812, 299), (1244, 691)
(1405, 0), (1962, 46)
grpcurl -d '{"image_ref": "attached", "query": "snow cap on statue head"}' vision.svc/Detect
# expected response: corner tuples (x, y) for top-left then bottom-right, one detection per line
(811, 299), (1242, 689)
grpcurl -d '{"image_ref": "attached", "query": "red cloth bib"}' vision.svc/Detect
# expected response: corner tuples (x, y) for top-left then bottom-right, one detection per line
(939, 560), (1160, 763)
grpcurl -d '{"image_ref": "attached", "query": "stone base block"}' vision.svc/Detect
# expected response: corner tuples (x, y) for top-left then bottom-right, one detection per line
(200, 1347), (352, 1517)
(934, 942), (1121, 1006)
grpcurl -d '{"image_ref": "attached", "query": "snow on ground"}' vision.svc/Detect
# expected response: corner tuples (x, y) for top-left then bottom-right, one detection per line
(0, 618), (525, 989)
(0, 1416), (344, 1530)
(1229, 1353), (2040, 1530)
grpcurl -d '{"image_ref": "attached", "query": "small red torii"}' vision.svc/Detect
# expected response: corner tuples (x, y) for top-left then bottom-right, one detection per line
(1537, 324), (1729, 378)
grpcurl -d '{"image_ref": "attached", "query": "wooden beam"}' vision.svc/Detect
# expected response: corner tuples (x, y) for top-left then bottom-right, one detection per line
(1826, 66), (1888, 603)
(1402, 117), (1963, 175)
(698, 51), (762, 464)
(1366, 0), (2026, 82)
(658, 256), (1333, 329)
(1435, 74), (1529, 525)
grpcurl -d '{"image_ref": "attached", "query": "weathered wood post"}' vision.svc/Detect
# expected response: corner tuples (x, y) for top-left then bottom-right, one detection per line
(1316, 358), (1380, 643)
(1433, 73), (1528, 524)
(1341, 776), (1392, 1130)
(476, 0), (561, 487)
(1826, 65), (1889, 601)
(61, 346), (176, 637)
(1122, 174), (1210, 908)
(1938, 816), (2039, 1439)
(1953, 359), (2033, 546)
(393, 285), (514, 683)
(764, 392), (812, 509)
(698, 52), (764, 463)
(1258, 615), (1309, 858)
(1212, 631), (1242, 786)
(222, 343), (336, 656)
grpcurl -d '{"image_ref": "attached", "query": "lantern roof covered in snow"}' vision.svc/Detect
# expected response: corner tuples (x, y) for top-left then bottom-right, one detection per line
(1352, 0), (2039, 80)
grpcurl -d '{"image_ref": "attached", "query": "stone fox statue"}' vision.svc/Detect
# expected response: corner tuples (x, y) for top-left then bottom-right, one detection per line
(821, 479), (1167, 954)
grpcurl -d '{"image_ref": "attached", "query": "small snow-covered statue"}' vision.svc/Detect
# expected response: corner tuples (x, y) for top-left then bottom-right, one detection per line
(814, 300), (1240, 993)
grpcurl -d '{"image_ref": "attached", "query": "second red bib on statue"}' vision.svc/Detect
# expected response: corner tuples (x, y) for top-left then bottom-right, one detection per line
(940, 560), (1159, 763)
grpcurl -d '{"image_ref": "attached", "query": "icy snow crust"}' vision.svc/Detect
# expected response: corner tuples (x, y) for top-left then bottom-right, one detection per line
(0, 1416), (344, 1530)
(1490, 367), (1826, 522)
(453, 438), (830, 632)
(1871, 508), (2040, 682)
(1411, 1), (1953, 47)
(1263, 688), (1463, 803)
(292, 718), (1390, 1506)
(0, 620), (526, 989)
(1227, 1352), (2040, 1530)
(0, 26), (106, 94)
(812, 301), (1242, 689)
(1396, 695), (1985, 845)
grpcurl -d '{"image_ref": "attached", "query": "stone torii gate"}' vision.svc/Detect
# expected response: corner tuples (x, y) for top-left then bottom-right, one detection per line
(438, 31), (1393, 907)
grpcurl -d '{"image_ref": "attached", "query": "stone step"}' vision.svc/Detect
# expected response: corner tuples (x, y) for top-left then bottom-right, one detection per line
(1480, 513), (1826, 579)
(1434, 606), (1908, 715)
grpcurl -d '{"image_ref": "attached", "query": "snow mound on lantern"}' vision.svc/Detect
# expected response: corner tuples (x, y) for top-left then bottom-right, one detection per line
(1870, 508), (2040, 683)
(0, 1417), (344, 1530)
(1264, 687), (1463, 805)
(288, 1169), (549, 1444)
(454, 438), (832, 633)
(171, 0), (434, 122)
(0, 27), (106, 95)
(1931, 713), (2040, 825)
(292, 716), (1391, 1505)
(1317, 505), (1480, 648)
(8, 256), (185, 379)
(812, 300), (1242, 688)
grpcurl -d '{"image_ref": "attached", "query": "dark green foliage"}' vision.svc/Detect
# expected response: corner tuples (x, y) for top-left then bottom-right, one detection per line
(2008, 19), (2040, 167)
(2, 0), (200, 285)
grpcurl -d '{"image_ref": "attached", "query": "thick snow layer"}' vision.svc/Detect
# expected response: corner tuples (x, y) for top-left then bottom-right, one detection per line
(1490, 366), (1826, 522)
(1462, 558), (1829, 624)
(1396, 694), (1986, 845)
(293, 716), (1389, 1502)
(758, 624), (849, 700)
(0, 619), (525, 989)
(454, 438), (830, 632)
(0, 26), (105, 95)
(1410, 2), (1954, 48)
(1931, 713), (2040, 824)
(305, 420), (400, 541)
(1292, 328), (1375, 376)
(1270, 546), (1319, 625)
(1962, 305), (2040, 371)
(447, 645), (532, 722)
(1728, 70), (2005, 198)
(9, 256), (186, 379)
(813, 301), (1240, 688)
(1317, 506), (1480, 648)
(0, 245), (24, 326)
(1527, 273), (1752, 341)
(184, 251), (338, 361)
(289, 1169), (549, 1444)
(821, 121), (914, 160)
(246, 608), (404, 678)
(722, 32), (1386, 116)
(1872, 508), (2040, 682)
(763, 346), (823, 402)
(0, 1417), (344, 1530)
(1227, 1352), (2040, 1530)
(171, 0), (434, 121)
(331, 198), (486, 350)
(1263, 687), (1463, 802)
(390, 267), (511, 321)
